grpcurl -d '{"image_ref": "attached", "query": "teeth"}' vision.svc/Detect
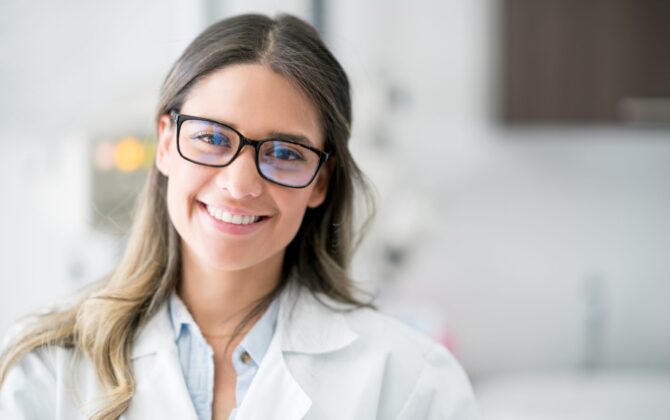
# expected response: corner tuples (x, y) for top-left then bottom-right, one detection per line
(221, 211), (233, 223)
(206, 205), (260, 225)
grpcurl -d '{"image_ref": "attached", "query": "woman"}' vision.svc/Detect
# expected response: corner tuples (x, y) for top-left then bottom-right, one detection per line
(0, 13), (478, 420)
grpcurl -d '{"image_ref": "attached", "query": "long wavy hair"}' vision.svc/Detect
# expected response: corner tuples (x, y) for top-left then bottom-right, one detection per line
(0, 13), (374, 419)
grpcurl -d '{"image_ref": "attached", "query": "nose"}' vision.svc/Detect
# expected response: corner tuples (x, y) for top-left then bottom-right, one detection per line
(214, 146), (263, 199)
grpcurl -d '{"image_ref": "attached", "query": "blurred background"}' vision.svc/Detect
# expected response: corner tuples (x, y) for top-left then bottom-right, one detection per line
(2, 0), (669, 418)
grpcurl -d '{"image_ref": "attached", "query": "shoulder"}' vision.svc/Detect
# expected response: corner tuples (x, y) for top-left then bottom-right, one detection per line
(0, 322), (103, 419)
(345, 307), (480, 419)
(297, 291), (480, 419)
(1, 321), (60, 419)
(343, 305), (442, 358)
(289, 287), (457, 367)
(1, 318), (61, 379)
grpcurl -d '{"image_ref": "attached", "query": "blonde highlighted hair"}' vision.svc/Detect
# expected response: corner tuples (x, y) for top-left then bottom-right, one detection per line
(0, 13), (373, 419)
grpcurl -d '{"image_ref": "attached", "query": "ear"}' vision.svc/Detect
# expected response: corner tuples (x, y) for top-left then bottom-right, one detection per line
(307, 157), (334, 208)
(155, 113), (174, 176)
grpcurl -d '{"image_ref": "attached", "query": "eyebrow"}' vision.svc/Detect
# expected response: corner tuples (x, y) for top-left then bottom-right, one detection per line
(267, 131), (315, 147)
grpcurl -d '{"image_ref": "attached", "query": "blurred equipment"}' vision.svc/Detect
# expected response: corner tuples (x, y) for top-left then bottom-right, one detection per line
(91, 135), (154, 233)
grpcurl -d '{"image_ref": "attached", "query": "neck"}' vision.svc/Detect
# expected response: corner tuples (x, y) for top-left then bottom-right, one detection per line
(177, 243), (284, 337)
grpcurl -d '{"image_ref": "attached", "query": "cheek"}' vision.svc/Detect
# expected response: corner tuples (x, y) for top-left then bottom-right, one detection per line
(273, 189), (313, 234)
(164, 178), (189, 235)
(165, 165), (208, 226)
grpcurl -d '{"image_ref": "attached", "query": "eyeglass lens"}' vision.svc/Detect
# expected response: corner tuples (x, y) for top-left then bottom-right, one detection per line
(178, 119), (321, 187)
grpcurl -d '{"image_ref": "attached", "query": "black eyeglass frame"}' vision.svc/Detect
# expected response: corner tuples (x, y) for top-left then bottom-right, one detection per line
(170, 111), (331, 189)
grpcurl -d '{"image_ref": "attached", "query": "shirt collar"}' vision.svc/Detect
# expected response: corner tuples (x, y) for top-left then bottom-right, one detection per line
(167, 289), (194, 342)
(238, 297), (279, 365)
(167, 289), (279, 365)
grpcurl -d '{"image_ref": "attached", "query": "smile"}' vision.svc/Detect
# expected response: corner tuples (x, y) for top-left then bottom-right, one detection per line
(205, 204), (262, 225)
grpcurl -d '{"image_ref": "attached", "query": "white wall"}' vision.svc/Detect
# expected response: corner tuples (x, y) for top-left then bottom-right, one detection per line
(0, 0), (203, 136)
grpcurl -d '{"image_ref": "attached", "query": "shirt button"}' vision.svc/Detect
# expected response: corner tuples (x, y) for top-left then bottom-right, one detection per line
(240, 351), (252, 365)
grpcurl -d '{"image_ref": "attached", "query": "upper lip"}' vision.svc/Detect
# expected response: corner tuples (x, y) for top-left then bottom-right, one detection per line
(199, 201), (268, 217)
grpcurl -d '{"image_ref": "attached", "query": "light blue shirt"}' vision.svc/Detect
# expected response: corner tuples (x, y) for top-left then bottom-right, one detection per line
(168, 291), (279, 420)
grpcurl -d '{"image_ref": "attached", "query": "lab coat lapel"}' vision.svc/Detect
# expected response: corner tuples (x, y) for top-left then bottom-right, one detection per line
(236, 284), (358, 419)
(234, 329), (311, 419)
(123, 303), (198, 420)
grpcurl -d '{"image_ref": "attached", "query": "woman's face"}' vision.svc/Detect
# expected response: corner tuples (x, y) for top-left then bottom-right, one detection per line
(156, 64), (329, 274)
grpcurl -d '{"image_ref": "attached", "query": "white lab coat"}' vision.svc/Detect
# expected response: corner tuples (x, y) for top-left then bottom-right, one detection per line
(0, 283), (479, 419)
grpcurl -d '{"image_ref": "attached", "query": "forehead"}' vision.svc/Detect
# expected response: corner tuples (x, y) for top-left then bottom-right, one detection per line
(181, 64), (323, 147)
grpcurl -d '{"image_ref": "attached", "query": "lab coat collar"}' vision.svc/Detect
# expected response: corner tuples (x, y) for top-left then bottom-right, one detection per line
(131, 302), (174, 359)
(276, 281), (359, 354)
(236, 282), (359, 419)
(126, 302), (198, 419)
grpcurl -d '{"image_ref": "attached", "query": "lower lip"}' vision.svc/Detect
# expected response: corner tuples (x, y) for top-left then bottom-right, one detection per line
(198, 202), (270, 235)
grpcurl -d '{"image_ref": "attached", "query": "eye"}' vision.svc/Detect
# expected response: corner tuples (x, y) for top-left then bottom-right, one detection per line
(265, 143), (306, 161)
(193, 131), (231, 147)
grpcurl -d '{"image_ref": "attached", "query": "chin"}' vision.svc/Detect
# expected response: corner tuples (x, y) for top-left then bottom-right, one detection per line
(203, 252), (259, 272)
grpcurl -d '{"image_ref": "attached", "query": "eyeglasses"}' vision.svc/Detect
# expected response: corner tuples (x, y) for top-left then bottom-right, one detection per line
(170, 111), (330, 188)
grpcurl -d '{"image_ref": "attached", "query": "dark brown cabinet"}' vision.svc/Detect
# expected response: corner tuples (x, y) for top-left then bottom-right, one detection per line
(502, 0), (670, 123)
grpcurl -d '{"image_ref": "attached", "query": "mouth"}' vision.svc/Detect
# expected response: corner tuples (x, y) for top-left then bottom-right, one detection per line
(201, 202), (269, 225)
